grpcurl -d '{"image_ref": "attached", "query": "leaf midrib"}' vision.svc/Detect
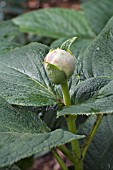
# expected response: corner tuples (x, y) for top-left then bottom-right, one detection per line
(0, 62), (55, 98)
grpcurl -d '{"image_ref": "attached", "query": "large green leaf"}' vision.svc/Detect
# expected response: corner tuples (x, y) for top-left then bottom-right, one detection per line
(0, 20), (19, 42)
(0, 165), (21, 170)
(70, 37), (93, 61)
(71, 76), (111, 103)
(0, 130), (84, 167)
(58, 78), (113, 117)
(0, 20), (23, 54)
(0, 97), (48, 133)
(0, 97), (84, 167)
(82, 0), (113, 35)
(83, 16), (113, 79)
(50, 37), (68, 49)
(0, 42), (58, 106)
(80, 115), (113, 170)
(13, 8), (95, 38)
(0, 42), (20, 54)
(68, 37), (93, 94)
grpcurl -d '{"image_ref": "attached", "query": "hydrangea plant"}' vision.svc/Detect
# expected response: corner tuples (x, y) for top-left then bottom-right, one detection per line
(0, 0), (113, 170)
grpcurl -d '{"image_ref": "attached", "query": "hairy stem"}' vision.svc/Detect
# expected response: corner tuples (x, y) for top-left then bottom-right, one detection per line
(61, 80), (83, 170)
(66, 116), (81, 158)
(61, 81), (71, 106)
(66, 115), (83, 170)
(52, 149), (68, 170)
(81, 114), (103, 160)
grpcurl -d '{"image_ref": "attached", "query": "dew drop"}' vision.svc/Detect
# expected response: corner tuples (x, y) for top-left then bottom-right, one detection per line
(38, 112), (43, 117)
(108, 163), (111, 169)
(109, 31), (113, 39)
(96, 47), (100, 51)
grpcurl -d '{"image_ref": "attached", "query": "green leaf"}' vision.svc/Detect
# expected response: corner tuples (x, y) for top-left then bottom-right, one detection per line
(80, 115), (113, 170)
(58, 79), (113, 117)
(68, 37), (94, 94)
(60, 37), (77, 52)
(13, 8), (95, 38)
(0, 42), (58, 106)
(70, 37), (93, 61)
(72, 76), (111, 103)
(51, 37), (68, 49)
(83, 16), (113, 78)
(82, 0), (113, 35)
(0, 129), (84, 167)
(0, 20), (19, 42)
(0, 97), (49, 133)
(0, 42), (20, 54)
(0, 165), (21, 170)
(0, 97), (84, 167)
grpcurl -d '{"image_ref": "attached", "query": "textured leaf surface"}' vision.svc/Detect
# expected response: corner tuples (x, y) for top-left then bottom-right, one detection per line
(0, 42), (57, 106)
(0, 97), (84, 167)
(0, 130), (84, 167)
(58, 79), (113, 116)
(83, 16), (113, 78)
(82, 0), (113, 34)
(0, 20), (19, 42)
(69, 37), (94, 95)
(72, 77), (111, 103)
(0, 97), (48, 133)
(80, 115), (113, 170)
(51, 37), (68, 49)
(13, 8), (95, 38)
(0, 42), (20, 54)
(0, 165), (21, 170)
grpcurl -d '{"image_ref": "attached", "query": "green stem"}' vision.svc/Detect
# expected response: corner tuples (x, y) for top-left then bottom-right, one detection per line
(66, 116), (81, 158)
(81, 114), (103, 160)
(66, 116), (83, 170)
(58, 145), (75, 163)
(61, 80), (83, 170)
(52, 149), (68, 170)
(61, 81), (71, 106)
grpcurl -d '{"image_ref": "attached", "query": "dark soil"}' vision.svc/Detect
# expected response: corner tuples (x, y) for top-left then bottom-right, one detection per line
(32, 149), (72, 170)
(26, 0), (81, 10)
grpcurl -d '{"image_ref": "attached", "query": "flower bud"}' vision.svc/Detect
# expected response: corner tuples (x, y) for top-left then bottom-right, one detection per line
(44, 48), (75, 85)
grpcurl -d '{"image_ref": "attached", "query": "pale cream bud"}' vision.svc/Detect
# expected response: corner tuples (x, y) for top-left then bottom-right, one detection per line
(44, 48), (75, 84)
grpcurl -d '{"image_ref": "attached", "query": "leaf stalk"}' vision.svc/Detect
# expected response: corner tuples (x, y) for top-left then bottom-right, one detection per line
(58, 145), (75, 163)
(61, 80), (83, 170)
(81, 113), (103, 160)
(52, 149), (69, 170)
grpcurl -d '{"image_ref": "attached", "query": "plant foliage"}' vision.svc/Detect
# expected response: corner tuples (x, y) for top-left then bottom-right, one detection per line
(1, 1), (113, 169)
(0, 97), (83, 167)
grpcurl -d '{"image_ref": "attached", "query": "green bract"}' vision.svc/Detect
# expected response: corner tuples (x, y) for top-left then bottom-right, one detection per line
(44, 48), (75, 85)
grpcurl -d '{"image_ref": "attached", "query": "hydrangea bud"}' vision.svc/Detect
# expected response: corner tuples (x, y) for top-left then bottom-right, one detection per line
(44, 48), (75, 85)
